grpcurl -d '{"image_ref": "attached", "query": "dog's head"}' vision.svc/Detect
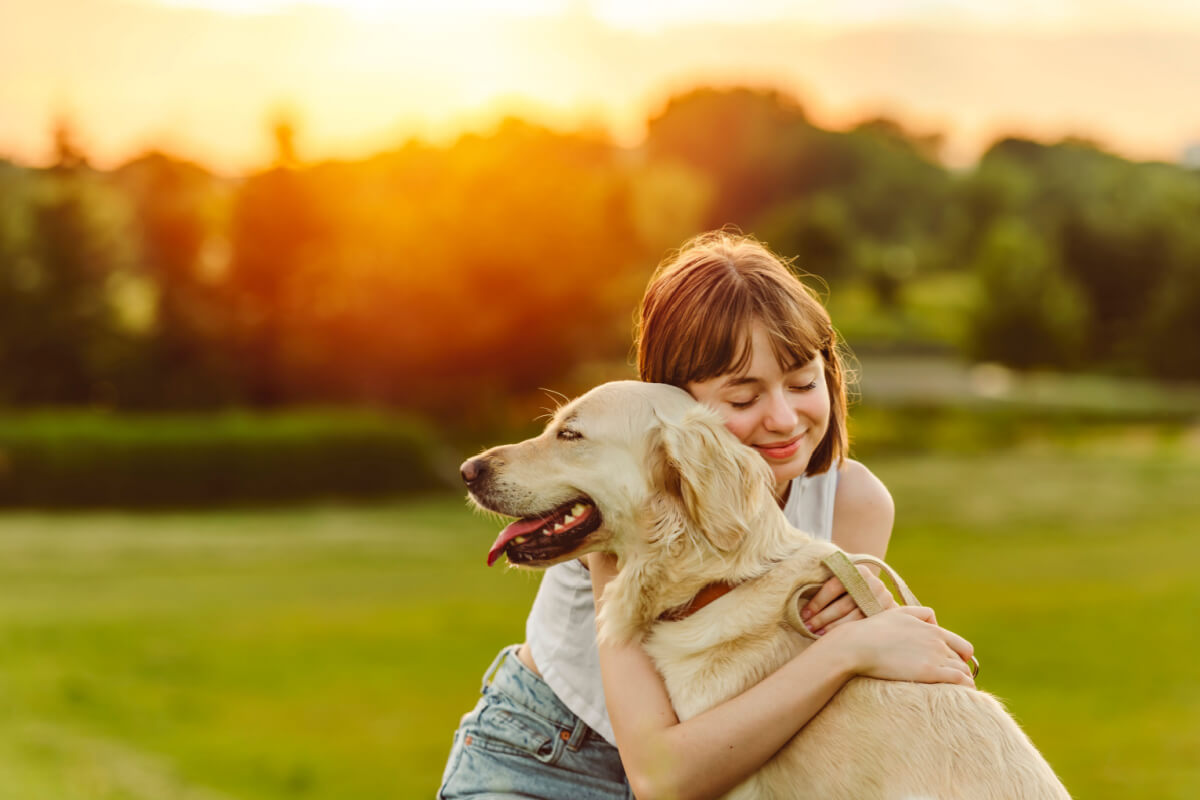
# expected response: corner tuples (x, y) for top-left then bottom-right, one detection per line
(462, 380), (777, 577)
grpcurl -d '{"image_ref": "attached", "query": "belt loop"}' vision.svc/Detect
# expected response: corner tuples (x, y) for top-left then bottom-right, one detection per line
(480, 645), (514, 693)
(565, 717), (589, 752)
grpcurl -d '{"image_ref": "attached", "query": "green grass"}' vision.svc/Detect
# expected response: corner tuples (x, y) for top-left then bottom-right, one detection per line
(0, 501), (540, 799)
(1, 436), (1198, 798)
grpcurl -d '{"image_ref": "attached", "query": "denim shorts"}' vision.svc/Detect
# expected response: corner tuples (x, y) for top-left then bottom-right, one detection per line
(437, 644), (632, 799)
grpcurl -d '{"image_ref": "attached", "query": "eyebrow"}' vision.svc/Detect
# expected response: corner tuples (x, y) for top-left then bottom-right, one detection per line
(721, 362), (818, 389)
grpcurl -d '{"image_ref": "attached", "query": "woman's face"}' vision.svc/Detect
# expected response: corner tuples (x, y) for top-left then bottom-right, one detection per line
(686, 323), (831, 497)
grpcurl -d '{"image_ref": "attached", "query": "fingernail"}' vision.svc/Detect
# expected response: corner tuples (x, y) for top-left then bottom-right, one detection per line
(801, 608), (812, 620)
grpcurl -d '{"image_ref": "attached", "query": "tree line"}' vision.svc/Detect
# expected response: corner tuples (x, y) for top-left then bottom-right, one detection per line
(1, 87), (1198, 425)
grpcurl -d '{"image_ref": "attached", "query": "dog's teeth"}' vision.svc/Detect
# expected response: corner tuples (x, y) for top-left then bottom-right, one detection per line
(514, 536), (526, 544)
(563, 514), (576, 525)
(553, 523), (565, 532)
(571, 503), (585, 516)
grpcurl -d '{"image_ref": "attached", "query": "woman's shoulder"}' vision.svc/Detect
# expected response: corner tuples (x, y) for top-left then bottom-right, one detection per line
(833, 459), (895, 533)
(836, 458), (889, 497)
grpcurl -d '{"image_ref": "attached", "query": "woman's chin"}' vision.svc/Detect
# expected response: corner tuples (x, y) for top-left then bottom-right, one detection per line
(770, 461), (809, 494)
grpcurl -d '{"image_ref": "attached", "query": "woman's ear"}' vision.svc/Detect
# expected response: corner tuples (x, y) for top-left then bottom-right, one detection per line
(653, 406), (773, 554)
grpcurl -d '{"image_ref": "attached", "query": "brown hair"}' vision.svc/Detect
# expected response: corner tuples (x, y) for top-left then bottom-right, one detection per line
(636, 231), (849, 475)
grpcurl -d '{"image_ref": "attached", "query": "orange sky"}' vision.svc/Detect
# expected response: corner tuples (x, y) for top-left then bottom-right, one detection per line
(3, 0), (1200, 172)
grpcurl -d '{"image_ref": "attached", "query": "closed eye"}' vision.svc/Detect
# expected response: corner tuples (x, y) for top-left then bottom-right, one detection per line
(557, 428), (583, 441)
(791, 381), (818, 392)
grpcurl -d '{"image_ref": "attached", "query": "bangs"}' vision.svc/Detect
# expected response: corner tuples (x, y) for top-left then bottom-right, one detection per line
(666, 292), (829, 385)
(759, 298), (829, 374)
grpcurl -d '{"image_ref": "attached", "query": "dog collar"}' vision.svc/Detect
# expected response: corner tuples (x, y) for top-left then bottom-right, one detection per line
(658, 581), (740, 622)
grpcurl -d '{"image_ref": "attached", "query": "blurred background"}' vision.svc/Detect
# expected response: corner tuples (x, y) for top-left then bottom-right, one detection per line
(1, 1), (1199, 797)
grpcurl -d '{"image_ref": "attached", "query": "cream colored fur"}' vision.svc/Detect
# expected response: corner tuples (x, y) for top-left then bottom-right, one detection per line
(468, 381), (1071, 800)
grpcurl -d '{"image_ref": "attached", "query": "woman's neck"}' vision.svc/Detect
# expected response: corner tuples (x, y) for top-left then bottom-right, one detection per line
(774, 479), (792, 508)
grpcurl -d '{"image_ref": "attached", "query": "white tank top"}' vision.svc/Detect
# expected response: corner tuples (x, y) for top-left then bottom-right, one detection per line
(525, 465), (841, 745)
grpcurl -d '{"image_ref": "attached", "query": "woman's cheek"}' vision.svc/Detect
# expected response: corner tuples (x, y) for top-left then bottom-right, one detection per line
(720, 414), (756, 445)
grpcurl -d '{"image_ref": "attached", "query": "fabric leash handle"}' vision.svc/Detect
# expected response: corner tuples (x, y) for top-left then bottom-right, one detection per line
(830, 552), (921, 609)
(784, 551), (917, 636)
(784, 551), (979, 678)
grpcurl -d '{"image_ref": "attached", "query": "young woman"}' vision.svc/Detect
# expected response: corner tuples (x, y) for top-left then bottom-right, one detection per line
(438, 232), (975, 800)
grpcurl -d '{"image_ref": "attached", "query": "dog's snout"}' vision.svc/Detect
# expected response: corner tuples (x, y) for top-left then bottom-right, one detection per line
(460, 457), (488, 485)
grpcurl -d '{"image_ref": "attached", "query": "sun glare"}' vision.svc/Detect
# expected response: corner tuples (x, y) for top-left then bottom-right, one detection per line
(3, 0), (1197, 171)
(149, 0), (566, 20)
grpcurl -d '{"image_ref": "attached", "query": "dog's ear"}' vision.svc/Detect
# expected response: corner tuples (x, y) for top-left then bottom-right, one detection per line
(648, 406), (774, 554)
(642, 425), (690, 560)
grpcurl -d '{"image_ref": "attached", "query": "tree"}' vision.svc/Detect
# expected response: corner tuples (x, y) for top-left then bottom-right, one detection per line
(645, 87), (822, 228)
(966, 219), (1088, 369)
(112, 152), (243, 406)
(0, 170), (142, 404)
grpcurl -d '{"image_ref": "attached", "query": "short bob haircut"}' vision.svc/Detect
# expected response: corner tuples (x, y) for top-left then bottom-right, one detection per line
(636, 231), (849, 476)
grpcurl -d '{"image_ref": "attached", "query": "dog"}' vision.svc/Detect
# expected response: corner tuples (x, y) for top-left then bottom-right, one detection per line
(462, 380), (1071, 799)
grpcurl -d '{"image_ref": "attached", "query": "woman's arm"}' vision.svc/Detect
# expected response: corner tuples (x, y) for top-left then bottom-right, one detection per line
(801, 459), (896, 635)
(589, 552), (975, 800)
(830, 458), (895, 559)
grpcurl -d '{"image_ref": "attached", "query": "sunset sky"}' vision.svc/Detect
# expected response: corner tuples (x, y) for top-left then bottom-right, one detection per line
(3, 0), (1200, 172)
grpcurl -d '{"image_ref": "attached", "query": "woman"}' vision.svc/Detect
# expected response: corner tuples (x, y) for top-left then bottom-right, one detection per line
(439, 232), (975, 800)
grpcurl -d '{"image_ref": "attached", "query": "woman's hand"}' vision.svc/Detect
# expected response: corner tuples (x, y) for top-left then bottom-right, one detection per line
(820, 605), (976, 687)
(800, 565), (897, 635)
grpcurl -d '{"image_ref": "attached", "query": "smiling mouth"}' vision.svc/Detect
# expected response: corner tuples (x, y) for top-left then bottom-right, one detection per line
(486, 498), (603, 566)
(754, 434), (804, 455)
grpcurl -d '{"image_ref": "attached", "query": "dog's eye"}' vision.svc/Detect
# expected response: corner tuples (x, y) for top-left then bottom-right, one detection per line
(557, 428), (583, 441)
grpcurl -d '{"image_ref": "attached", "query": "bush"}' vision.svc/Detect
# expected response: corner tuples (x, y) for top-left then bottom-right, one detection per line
(0, 410), (450, 508)
(850, 401), (1196, 460)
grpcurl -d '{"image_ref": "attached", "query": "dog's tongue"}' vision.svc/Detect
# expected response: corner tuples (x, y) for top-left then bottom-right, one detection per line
(486, 514), (553, 566)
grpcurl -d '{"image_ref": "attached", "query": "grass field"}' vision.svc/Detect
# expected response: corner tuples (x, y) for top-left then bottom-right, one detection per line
(1, 433), (1198, 799)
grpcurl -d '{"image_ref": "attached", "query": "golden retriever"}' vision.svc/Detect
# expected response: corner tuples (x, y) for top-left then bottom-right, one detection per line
(463, 380), (1071, 800)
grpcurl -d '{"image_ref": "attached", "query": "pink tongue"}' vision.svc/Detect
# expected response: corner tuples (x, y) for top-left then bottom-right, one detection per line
(487, 513), (556, 566)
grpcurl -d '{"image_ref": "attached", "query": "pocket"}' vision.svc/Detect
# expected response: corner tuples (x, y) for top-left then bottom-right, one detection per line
(438, 696), (563, 798)
(474, 699), (558, 760)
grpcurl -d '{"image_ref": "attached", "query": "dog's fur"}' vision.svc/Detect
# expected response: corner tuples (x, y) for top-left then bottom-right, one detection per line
(467, 381), (1070, 800)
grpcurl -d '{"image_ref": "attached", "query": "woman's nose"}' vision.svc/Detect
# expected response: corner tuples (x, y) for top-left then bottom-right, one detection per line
(763, 390), (799, 432)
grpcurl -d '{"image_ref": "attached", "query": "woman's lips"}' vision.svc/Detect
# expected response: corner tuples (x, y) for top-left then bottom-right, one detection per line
(754, 434), (804, 460)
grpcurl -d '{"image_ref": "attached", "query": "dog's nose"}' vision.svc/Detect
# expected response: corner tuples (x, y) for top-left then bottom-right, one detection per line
(460, 457), (488, 485)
